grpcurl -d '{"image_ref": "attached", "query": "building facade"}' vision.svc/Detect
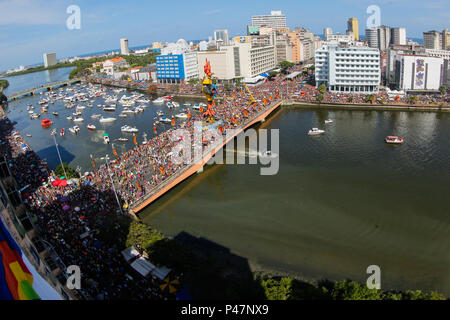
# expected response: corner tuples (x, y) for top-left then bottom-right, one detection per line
(323, 28), (333, 41)
(378, 26), (391, 51)
(391, 28), (407, 46)
(156, 52), (199, 83)
(347, 18), (359, 41)
(393, 55), (444, 90)
(120, 38), (129, 55)
(423, 31), (442, 49)
(214, 30), (230, 46)
(365, 28), (379, 49)
(43, 53), (57, 68)
(315, 43), (381, 93)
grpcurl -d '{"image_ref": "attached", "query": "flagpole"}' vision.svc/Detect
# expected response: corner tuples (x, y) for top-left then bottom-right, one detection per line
(51, 129), (67, 178)
(102, 155), (124, 216)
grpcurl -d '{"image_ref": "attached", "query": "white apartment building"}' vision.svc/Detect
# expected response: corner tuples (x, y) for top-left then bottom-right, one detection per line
(183, 51), (200, 81)
(197, 42), (276, 80)
(43, 53), (57, 68)
(325, 33), (353, 43)
(323, 28), (333, 41)
(378, 26), (391, 51)
(120, 38), (129, 55)
(214, 30), (230, 46)
(315, 43), (381, 93)
(393, 55), (444, 90)
(423, 31), (442, 49)
(251, 11), (286, 29)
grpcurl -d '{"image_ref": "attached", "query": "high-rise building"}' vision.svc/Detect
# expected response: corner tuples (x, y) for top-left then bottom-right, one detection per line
(377, 26), (391, 51)
(391, 28), (407, 45)
(365, 28), (379, 48)
(251, 11), (286, 29)
(315, 43), (381, 93)
(156, 51), (199, 84)
(120, 38), (129, 55)
(347, 18), (359, 40)
(214, 30), (230, 46)
(393, 54), (444, 90)
(423, 31), (442, 49)
(43, 53), (57, 68)
(323, 28), (333, 41)
(442, 29), (450, 50)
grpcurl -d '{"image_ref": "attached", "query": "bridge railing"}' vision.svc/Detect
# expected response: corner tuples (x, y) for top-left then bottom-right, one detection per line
(130, 99), (282, 212)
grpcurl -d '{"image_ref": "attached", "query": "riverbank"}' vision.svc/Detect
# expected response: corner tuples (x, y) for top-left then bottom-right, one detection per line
(282, 99), (450, 112)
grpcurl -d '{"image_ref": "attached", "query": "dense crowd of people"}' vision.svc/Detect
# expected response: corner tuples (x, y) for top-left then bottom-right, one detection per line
(1, 65), (448, 300)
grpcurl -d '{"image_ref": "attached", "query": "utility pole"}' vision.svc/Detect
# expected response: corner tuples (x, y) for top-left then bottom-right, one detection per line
(51, 129), (67, 178)
(101, 155), (124, 215)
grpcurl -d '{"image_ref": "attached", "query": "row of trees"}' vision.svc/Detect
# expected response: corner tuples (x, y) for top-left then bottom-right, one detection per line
(0, 79), (9, 89)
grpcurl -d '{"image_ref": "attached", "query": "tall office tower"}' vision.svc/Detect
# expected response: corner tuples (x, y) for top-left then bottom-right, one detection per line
(423, 31), (442, 49)
(120, 38), (130, 55)
(377, 26), (391, 51)
(365, 28), (379, 48)
(43, 53), (57, 67)
(391, 27), (407, 45)
(347, 17), (359, 40)
(214, 30), (230, 46)
(251, 11), (286, 29)
(324, 28), (333, 41)
(442, 29), (450, 50)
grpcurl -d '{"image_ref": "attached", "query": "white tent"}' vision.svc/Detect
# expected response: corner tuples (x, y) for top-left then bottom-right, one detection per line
(152, 266), (171, 280)
(121, 246), (140, 262)
(130, 257), (157, 277)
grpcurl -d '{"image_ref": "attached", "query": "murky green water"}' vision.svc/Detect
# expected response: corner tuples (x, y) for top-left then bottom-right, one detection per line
(142, 108), (450, 295)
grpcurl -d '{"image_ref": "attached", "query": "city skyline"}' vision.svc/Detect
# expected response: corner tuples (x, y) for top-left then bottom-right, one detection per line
(0, 0), (449, 70)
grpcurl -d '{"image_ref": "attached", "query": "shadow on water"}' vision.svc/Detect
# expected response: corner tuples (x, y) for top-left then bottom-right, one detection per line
(36, 144), (76, 170)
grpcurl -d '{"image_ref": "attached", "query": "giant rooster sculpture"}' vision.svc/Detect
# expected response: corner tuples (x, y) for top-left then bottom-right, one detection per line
(201, 59), (217, 123)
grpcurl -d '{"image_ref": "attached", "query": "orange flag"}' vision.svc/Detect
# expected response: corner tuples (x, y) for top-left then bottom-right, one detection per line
(133, 134), (138, 146)
(171, 117), (175, 126)
(112, 144), (118, 156)
(159, 166), (165, 175)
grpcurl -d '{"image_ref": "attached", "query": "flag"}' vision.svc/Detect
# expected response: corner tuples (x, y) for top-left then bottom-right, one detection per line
(112, 144), (118, 156)
(90, 154), (96, 169)
(135, 179), (141, 191)
(159, 166), (165, 175)
(0, 219), (40, 300)
(133, 134), (138, 146)
(153, 125), (157, 134)
(171, 117), (175, 126)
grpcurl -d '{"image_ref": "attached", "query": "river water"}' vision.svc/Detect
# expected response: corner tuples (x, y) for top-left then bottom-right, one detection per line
(4, 70), (450, 296)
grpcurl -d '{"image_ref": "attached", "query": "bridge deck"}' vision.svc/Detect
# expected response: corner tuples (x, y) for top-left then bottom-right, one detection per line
(131, 100), (282, 213)
(6, 79), (81, 101)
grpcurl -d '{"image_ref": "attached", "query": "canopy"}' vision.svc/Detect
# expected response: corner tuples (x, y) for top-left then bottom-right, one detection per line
(130, 257), (156, 277)
(121, 247), (140, 263)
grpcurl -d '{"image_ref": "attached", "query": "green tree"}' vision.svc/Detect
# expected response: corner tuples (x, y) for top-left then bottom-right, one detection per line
(439, 85), (447, 95)
(329, 280), (383, 300)
(318, 83), (327, 94)
(365, 94), (375, 104)
(125, 220), (164, 251)
(120, 74), (129, 81)
(0, 79), (9, 89)
(55, 163), (79, 179)
(316, 93), (324, 102)
(280, 61), (295, 70)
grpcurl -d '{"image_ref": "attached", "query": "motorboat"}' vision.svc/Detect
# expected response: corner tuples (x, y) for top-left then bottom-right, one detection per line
(66, 116), (73, 120)
(76, 105), (86, 110)
(183, 103), (192, 107)
(308, 128), (325, 136)
(117, 138), (129, 142)
(192, 104), (200, 110)
(324, 119), (333, 124)
(41, 119), (53, 128)
(118, 113), (128, 118)
(122, 108), (136, 114)
(259, 150), (278, 158)
(73, 111), (82, 117)
(385, 136), (404, 144)
(26, 134), (32, 137)
(166, 102), (174, 108)
(60, 128), (65, 136)
(73, 117), (84, 123)
(103, 106), (116, 112)
(175, 113), (188, 119)
(99, 117), (116, 123)
(121, 125), (139, 133)
(159, 116), (172, 123)
(69, 126), (80, 134)
(53, 112), (59, 116)
(156, 110), (164, 116)
(87, 123), (96, 130)
(103, 133), (110, 144)
(91, 114), (102, 119)
(172, 102), (180, 108)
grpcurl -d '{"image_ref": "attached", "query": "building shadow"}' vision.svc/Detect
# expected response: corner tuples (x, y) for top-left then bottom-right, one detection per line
(36, 144), (76, 170)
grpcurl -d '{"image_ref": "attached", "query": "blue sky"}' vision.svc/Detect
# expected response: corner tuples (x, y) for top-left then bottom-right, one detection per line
(0, 0), (448, 70)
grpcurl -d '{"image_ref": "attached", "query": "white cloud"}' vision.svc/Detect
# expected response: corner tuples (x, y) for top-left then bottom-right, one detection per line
(0, 0), (65, 25)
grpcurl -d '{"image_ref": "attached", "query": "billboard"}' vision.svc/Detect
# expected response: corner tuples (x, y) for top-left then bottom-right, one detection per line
(414, 58), (425, 89)
(234, 36), (250, 44)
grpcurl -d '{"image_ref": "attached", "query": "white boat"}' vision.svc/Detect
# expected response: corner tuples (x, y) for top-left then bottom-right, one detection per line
(73, 117), (84, 122)
(99, 117), (117, 123)
(87, 124), (96, 130)
(66, 116), (73, 120)
(117, 138), (129, 142)
(153, 97), (165, 104)
(121, 125), (139, 133)
(183, 103), (191, 107)
(91, 114), (102, 119)
(69, 126), (80, 134)
(156, 110), (164, 116)
(258, 150), (278, 158)
(175, 113), (188, 119)
(122, 108), (136, 114)
(308, 128), (325, 136)
(30, 113), (40, 119)
(53, 112), (59, 116)
(103, 106), (116, 112)
(324, 119), (333, 124)
(76, 105), (86, 110)
(118, 113), (128, 118)
(103, 134), (110, 144)
(159, 117), (172, 123)
(166, 102), (174, 108)
(192, 104), (200, 110)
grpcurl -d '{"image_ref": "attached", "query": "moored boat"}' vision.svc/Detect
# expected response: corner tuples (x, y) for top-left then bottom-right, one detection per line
(385, 136), (404, 144)
(308, 128), (325, 136)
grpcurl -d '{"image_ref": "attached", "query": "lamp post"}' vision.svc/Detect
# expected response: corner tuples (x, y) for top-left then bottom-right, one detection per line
(51, 129), (67, 178)
(100, 155), (124, 215)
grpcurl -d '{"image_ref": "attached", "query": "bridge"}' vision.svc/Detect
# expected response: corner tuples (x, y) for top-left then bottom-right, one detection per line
(131, 100), (282, 214)
(6, 79), (81, 101)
